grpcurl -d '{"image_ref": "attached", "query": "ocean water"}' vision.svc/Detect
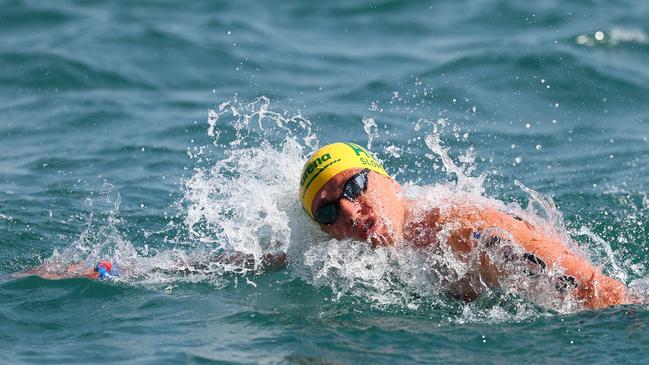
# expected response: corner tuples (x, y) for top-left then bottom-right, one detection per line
(2, 0), (649, 363)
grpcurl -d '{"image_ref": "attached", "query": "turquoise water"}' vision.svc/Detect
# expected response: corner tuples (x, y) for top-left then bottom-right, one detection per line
(2, 0), (649, 363)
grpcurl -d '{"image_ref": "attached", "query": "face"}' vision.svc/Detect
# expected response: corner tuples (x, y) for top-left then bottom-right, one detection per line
(310, 168), (405, 247)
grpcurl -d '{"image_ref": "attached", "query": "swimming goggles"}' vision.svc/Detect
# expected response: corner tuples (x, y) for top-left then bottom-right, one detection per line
(314, 168), (370, 225)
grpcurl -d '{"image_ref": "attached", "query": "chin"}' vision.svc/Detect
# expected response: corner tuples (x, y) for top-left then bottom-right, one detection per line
(368, 227), (395, 247)
(375, 218), (400, 245)
(369, 236), (389, 247)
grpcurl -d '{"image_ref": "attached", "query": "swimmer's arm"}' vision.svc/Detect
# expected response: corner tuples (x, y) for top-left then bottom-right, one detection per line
(13, 252), (287, 281)
(209, 251), (287, 272)
(12, 261), (99, 280)
(470, 207), (633, 308)
(260, 251), (288, 271)
(171, 246), (287, 275)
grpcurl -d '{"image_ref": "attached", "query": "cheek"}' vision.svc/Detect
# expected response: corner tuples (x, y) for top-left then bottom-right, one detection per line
(320, 224), (345, 239)
(372, 189), (402, 222)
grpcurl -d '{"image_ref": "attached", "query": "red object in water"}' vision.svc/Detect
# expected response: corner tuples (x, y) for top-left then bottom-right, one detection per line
(98, 260), (112, 272)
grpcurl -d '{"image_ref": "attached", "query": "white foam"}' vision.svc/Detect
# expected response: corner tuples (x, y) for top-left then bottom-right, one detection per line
(43, 96), (645, 321)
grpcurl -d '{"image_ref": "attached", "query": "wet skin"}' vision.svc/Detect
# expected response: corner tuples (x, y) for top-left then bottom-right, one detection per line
(14, 262), (99, 280)
(310, 168), (406, 247)
(310, 169), (634, 309)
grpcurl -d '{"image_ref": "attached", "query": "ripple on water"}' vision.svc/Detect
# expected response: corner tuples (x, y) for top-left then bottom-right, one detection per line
(0, 3), (75, 30)
(0, 51), (154, 91)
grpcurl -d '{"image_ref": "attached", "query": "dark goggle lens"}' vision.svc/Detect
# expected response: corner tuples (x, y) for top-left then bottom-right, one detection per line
(314, 169), (370, 225)
(342, 169), (369, 200)
(314, 202), (338, 225)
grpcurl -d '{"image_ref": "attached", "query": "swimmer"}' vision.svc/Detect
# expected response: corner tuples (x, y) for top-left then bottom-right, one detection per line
(14, 142), (637, 309)
(299, 142), (636, 309)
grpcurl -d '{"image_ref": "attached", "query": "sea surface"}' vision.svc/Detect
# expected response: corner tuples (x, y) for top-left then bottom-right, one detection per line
(2, 0), (649, 364)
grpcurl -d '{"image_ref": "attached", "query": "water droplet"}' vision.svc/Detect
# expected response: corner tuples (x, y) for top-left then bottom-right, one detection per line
(362, 117), (378, 150)
(384, 145), (402, 158)
(577, 35), (589, 44)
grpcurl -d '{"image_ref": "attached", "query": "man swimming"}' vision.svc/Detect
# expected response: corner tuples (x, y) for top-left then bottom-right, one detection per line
(299, 142), (635, 309)
(15, 141), (636, 309)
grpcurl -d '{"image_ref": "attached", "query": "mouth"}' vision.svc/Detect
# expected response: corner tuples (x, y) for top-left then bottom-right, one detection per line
(362, 220), (374, 234)
(353, 219), (374, 240)
(361, 220), (389, 246)
(352, 218), (393, 246)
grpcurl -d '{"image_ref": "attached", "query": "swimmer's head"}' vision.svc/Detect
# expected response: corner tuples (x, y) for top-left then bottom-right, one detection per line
(299, 142), (404, 246)
(299, 142), (389, 216)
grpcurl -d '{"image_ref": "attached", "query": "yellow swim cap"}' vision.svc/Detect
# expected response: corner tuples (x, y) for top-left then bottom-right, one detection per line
(299, 142), (389, 216)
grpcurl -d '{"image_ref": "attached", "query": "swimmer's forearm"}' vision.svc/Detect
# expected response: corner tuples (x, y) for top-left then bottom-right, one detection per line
(16, 262), (99, 280)
(260, 252), (287, 271)
(445, 206), (633, 309)
(479, 208), (633, 308)
(214, 251), (287, 271)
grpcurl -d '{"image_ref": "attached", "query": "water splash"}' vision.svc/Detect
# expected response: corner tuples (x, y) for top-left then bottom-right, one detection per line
(575, 226), (626, 282)
(362, 117), (379, 150)
(181, 140), (304, 262)
(384, 144), (402, 158)
(34, 95), (646, 321)
(42, 184), (139, 280)
(423, 119), (485, 195)
(203, 96), (318, 151)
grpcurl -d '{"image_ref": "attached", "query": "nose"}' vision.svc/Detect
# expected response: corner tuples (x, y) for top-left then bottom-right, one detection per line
(337, 198), (361, 225)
